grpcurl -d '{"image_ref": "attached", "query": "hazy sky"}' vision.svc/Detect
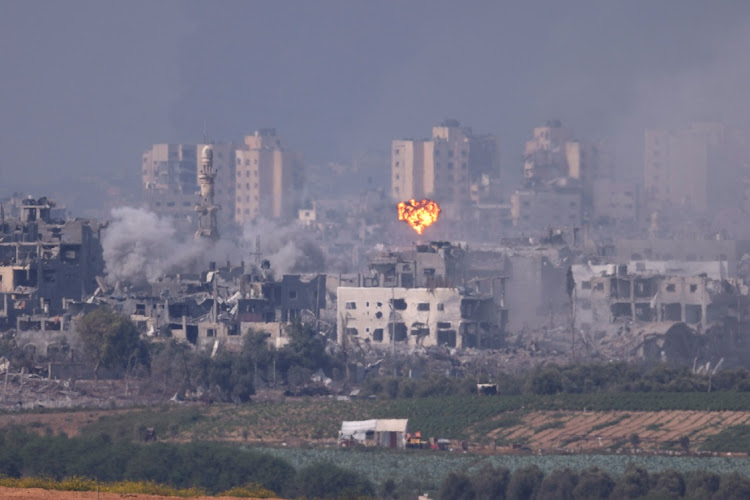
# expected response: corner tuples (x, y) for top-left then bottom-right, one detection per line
(2, 1), (750, 208)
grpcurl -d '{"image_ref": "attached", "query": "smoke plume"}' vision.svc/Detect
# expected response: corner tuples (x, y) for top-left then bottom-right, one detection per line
(102, 207), (327, 285)
(239, 218), (326, 275)
(102, 207), (208, 285)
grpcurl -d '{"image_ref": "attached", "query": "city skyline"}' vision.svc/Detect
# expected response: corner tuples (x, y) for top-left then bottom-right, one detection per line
(3, 1), (750, 216)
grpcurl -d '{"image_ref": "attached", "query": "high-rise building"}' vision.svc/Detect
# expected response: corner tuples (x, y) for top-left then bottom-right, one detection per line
(234, 129), (303, 224)
(391, 120), (500, 208)
(644, 122), (748, 214)
(522, 120), (600, 189)
(142, 144), (198, 218)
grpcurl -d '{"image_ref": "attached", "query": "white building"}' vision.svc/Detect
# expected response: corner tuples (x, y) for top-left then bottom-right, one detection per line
(337, 286), (499, 349)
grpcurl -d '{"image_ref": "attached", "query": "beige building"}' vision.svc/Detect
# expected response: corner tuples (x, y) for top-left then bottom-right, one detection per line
(644, 122), (748, 213)
(234, 129), (303, 224)
(142, 144), (199, 218)
(391, 120), (500, 208)
(523, 120), (600, 188)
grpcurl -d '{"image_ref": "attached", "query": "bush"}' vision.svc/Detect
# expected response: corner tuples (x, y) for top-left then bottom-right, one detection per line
(294, 462), (374, 499)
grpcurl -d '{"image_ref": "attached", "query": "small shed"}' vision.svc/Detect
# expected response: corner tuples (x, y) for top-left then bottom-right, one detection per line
(339, 419), (408, 449)
(375, 419), (409, 449)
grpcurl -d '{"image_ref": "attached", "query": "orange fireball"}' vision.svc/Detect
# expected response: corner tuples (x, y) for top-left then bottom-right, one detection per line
(397, 199), (441, 234)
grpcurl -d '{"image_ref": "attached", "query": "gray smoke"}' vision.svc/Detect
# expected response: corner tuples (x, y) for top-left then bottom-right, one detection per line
(102, 207), (208, 285)
(102, 208), (327, 285)
(239, 218), (326, 275)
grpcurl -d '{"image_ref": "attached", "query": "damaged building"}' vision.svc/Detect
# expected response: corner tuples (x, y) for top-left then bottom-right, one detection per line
(87, 260), (327, 350)
(0, 197), (104, 329)
(573, 260), (748, 336)
(336, 241), (507, 349)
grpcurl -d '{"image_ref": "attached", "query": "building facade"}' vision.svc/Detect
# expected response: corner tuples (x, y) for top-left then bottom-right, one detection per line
(234, 129), (304, 224)
(644, 122), (749, 214)
(337, 286), (499, 349)
(391, 120), (500, 210)
(142, 144), (199, 219)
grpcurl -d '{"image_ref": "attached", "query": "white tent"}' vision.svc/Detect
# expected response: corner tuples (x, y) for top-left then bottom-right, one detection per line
(339, 419), (408, 448)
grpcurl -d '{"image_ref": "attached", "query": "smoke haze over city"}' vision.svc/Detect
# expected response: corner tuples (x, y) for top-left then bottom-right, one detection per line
(2, 0), (750, 212)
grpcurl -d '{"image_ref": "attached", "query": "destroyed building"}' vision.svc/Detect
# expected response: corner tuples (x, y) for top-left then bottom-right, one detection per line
(572, 261), (748, 336)
(86, 259), (327, 350)
(0, 197), (104, 329)
(336, 241), (507, 349)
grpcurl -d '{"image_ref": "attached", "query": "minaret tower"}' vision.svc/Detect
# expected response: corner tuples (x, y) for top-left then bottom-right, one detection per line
(195, 145), (220, 241)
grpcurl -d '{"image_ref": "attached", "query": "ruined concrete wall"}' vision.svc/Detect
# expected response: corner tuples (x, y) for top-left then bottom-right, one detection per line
(337, 287), (466, 348)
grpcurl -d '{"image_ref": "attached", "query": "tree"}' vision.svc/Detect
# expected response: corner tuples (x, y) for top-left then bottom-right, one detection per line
(710, 472), (750, 500)
(76, 307), (141, 379)
(573, 467), (614, 500)
(473, 465), (510, 500)
(611, 464), (650, 499)
(537, 468), (577, 500)
(684, 471), (719, 500)
(629, 433), (641, 451)
(678, 435), (690, 453)
(294, 462), (374, 499)
(438, 472), (475, 500)
(507, 465), (543, 500)
(651, 469), (685, 498)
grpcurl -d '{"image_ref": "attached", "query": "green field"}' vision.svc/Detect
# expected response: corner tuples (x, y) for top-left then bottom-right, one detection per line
(71, 391), (750, 443)
(256, 445), (750, 490)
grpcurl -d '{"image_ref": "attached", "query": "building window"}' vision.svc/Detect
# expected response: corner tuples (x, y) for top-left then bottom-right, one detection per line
(666, 284), (676, 292)
(345, 302), (356, 310)
(345, 328), (358, 336)
(690, 284), (697, 293)
(289, 290), (297, 299)
(437, 303), (444, 311)
(417, 303), (430, 311)
(245, 159), (250, 166)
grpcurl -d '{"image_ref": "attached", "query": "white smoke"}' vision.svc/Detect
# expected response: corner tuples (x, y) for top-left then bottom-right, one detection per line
(102, 207), (208, 285)
(239, 218), (325, 276)
(102, 208), (327, 285)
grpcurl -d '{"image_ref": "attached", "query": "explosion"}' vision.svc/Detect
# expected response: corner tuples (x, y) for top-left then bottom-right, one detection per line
(397, 199), (441, 235)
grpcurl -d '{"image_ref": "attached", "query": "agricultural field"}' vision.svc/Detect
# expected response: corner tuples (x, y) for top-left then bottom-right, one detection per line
(0, 488), (276, 500)
(256, 445), (750, 490)
(4, 392), (750, 453)
(482, 410), (750, 451)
